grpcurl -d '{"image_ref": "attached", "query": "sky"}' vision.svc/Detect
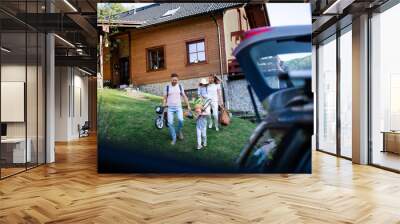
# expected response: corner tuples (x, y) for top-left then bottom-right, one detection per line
(121, 3), (154, 10)
(266, 3), (312, 26)
(266, 3), (312, 61)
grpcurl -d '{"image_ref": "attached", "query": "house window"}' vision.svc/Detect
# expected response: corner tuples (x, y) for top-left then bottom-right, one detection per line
(184, 89), (198, 101)
(147, 46), (165, 71)
(187, 40), (206, 64)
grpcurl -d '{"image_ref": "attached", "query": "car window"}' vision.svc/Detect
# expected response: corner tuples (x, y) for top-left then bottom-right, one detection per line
(255, 52), (311, 89)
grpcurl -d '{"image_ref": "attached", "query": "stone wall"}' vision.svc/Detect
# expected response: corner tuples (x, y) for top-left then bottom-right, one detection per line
(224, 79), (266, 114)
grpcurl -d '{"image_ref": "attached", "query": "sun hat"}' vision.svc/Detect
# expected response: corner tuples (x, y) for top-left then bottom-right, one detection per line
(200, 78), (208, 85)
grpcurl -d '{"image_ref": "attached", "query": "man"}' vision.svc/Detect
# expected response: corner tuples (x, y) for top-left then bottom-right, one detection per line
(163, 73), (191, 145)
(207, 74), (223, 131)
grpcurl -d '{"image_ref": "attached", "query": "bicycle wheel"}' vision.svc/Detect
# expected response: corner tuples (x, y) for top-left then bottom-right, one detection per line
(155, 116), (164, 129)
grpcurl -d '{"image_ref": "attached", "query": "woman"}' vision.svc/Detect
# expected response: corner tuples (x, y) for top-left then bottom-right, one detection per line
(207, 74), (223, 131)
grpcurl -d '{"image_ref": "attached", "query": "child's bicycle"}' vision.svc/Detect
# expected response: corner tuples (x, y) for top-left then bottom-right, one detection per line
(154, 106), (169, 129)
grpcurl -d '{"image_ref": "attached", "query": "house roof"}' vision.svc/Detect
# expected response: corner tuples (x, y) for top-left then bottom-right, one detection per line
(113, 3), (244, 28)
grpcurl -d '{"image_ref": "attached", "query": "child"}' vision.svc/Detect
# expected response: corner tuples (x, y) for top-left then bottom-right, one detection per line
(197, 78), (208, 99)
(194, 103), (209, 150)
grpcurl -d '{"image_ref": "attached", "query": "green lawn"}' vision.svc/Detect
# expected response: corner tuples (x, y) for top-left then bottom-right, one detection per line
(98, 88), (257, 170)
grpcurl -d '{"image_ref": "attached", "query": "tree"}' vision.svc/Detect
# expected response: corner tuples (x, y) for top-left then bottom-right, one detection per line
(98, 3), (132, 83)
(97, 3), (128, 21)
(98, 3), (130, 40)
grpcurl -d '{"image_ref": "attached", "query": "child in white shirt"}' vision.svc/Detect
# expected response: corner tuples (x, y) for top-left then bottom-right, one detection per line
(194, 104), (210, 150)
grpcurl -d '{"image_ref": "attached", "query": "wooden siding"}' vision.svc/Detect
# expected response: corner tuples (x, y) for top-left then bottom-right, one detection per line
(102, 46), (111, 81)
(130, 14), (227, 85)
(116, 34), (130, 59)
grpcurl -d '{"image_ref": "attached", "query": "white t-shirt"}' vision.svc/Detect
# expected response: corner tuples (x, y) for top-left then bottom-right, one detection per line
(164, 84), (184, 107)
(207, 83), (221, 102)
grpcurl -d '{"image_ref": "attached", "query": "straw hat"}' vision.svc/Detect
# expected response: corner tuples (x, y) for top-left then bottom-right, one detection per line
(200, 78), (208, 85)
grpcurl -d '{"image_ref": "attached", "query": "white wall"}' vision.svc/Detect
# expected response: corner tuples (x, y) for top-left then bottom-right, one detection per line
(55, 66), (69, 141)
(1, 65), (33, 138)
(55, 67), (89, 141)
(1, 64), (26, 151)
(1, 64), (26, 81)
(1, 65), (26, 135)
(71, 72), (89, 138)
(1, 63), (46, 164)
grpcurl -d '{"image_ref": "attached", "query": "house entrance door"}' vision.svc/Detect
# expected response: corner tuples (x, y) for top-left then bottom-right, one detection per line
(119, 57), (130, 85)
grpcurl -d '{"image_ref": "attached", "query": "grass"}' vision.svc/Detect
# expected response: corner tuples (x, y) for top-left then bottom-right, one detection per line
(98, 88), (257, 170)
